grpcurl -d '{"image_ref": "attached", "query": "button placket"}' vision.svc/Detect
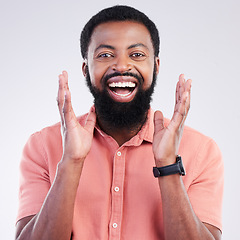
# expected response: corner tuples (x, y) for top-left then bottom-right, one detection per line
(109, 148), (126, 239)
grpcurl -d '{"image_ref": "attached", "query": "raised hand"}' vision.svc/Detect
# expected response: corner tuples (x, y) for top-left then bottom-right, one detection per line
(153, 74), (192, 167)
(57, 71), (96, 163)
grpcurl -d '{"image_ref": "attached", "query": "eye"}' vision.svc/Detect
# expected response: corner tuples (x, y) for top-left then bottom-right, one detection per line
(132, 53), (144, 57)
(130, 52), (147, 60)
(97, 52), (114, 58)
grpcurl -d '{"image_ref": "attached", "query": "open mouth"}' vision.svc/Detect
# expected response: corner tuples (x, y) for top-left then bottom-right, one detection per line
(106, 77), (138, 102)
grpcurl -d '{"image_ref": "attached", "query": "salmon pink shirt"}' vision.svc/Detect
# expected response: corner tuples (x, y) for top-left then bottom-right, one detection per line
(17, 108), (224, 240)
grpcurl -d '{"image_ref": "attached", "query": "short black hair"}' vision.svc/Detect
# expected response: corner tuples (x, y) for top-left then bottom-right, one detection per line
(80, 5), (160, 59)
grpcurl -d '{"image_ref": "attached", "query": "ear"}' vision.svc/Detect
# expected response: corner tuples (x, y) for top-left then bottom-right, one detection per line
(82, 60), (87, 77)
(155, 57), (160, 74)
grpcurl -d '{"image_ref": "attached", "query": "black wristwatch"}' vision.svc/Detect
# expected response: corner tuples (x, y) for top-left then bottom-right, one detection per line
(153, 155), (186, 177)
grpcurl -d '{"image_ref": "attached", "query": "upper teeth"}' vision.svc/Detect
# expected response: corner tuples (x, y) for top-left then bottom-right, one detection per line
(108, 82), (136, 88)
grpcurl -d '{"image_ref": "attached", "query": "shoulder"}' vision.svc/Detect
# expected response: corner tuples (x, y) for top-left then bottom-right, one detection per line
(35, 113), (88, 139)
(25, 113), (89, 154)
(181, 124), (219, 152)
(178, 124), (223, 178)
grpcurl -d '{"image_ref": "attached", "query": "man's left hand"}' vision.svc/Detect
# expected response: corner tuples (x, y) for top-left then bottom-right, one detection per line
(152, 74), (192, 167)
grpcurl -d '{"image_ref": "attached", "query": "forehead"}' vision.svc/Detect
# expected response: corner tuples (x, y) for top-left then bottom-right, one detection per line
(88, 21), (154, 52)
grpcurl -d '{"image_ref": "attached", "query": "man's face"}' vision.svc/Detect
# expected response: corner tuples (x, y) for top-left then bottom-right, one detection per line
(83, 21), (160, 129)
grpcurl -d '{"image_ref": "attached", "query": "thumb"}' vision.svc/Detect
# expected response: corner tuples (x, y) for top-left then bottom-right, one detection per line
(154, 110), (165, 134)
(84, 110), (96, 134)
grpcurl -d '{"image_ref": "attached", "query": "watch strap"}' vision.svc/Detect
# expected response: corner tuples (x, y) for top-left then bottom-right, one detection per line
(153, 155), (185, 177)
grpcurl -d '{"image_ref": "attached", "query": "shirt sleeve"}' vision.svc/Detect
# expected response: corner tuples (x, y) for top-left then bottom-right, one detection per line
(16, 131), (51, 223)
(187, 138), (224, 231)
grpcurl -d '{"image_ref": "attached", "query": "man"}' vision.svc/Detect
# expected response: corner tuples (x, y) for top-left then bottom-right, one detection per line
(15, 5), (224, 240)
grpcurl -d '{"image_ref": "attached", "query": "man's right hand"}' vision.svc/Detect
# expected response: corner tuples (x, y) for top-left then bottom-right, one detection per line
(57, 71), (96, 164)
(16, 71), (96, 240)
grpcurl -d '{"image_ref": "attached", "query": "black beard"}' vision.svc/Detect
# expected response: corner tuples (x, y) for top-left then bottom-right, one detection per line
(85, 65), (157, 131)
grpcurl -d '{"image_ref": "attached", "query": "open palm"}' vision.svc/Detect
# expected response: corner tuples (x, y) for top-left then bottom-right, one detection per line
(153, 74), (192, 167)
(57, 71), (96, 162)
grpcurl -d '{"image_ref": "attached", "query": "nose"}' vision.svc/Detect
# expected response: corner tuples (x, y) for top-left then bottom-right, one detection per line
(112, 54), (132, 72)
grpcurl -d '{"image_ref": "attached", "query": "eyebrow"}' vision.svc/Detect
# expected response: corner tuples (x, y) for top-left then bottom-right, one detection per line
(128, 43), (149, 50)
(95, 43), (149, 52)
(95, 44), (115, 52)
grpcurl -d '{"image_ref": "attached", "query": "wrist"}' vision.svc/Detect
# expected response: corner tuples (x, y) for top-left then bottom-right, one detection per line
(153, 155), (186, 178)
(61, 153), (86, 165)
(155, 156), (176, 168)
(57, 157), (85, 181)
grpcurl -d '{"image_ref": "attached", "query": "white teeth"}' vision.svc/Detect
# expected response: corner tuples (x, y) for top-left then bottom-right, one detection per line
(114, 92), (132, 97)
(108, 82), (136, 88)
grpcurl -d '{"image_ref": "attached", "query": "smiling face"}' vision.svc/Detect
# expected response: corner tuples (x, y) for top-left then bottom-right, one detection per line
(83, 21), (159, 100)
(82, 21), (160, 130)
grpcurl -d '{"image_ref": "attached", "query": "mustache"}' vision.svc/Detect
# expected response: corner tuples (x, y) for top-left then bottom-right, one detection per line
(102, 72), (143, 86)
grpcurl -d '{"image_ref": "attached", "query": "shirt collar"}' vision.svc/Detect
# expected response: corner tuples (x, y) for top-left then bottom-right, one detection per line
(136, 108), (154, 143)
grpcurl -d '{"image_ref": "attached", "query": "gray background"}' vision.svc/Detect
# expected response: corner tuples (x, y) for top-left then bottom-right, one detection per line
(0, 0), (239, 239)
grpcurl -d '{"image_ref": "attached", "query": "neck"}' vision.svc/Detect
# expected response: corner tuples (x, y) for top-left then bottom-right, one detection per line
(97, 117), (145, 146)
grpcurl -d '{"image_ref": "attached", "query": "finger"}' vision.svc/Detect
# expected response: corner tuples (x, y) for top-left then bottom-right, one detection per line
(181, 79), (192, 126)
(154, 110), (165, 135)
(58, 71), (78, 130)
(57, 73), (68, 126)
(175, 74), (185, 108)
(185, 78), (192, 93)
(179, 74), (185, 100)
(84, 110), (96, 134)
(62, 88), (78, 129)
(171, 90), (189, 130)
(62, 71), (69, 90)
(175, 81), (180, 106)
(171, 74), (192, 131)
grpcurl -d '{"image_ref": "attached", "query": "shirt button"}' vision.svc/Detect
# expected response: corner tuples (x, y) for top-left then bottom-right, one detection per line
(114, 187), (120, 192)
(113, 223), (118, 228)
(117, 151), (121, 156)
